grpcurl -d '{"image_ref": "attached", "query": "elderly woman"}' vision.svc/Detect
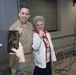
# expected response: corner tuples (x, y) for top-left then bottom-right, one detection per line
(32, 15), (57, 75)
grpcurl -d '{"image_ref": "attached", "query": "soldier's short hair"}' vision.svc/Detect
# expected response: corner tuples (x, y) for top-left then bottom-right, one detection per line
(20, 2), (28, 9)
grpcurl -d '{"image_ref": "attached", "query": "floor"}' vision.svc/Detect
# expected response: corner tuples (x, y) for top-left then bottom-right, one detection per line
(52, 55), (76, 75)
(11, 55), (76, 75)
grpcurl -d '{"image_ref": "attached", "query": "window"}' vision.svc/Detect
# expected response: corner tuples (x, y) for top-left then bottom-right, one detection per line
(19, 0), (59, 32)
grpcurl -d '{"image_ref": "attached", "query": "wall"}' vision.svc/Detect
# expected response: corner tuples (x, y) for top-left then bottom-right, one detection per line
(51, 0), (76, 59)
(19, 0), (76, 56)
(0, 0), (18, 69)
(15, 0), (76, 59)
(0, 0), (75, 61)
(0, 0), (18, 30)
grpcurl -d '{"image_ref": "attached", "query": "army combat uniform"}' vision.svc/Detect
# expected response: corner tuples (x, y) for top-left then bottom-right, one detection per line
(9, 19), (35, 75)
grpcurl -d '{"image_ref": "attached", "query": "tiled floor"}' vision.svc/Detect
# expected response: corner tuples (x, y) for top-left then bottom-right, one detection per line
(52, 56), (76, 75)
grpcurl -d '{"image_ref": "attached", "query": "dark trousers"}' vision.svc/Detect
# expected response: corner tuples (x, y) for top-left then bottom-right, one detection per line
(33, 62), (52, 75)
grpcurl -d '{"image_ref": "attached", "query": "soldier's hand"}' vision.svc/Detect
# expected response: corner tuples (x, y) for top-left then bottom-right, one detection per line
(17, 27), (22, 35)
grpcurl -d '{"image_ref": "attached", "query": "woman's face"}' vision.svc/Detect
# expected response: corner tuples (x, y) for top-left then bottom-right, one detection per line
(36, 21), (45, 31)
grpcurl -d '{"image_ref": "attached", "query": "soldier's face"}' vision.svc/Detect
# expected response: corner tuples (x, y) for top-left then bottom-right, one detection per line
(18, 8), (30, 24)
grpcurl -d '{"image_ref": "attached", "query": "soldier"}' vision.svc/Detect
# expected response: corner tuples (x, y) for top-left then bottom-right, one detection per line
(9, 2), (35, 75)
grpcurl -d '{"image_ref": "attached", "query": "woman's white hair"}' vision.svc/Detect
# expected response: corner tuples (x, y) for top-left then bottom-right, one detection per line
(33, 15), (45, 26)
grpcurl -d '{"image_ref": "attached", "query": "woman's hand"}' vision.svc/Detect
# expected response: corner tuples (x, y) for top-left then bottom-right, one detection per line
(53, 61), (57, 65)
(39, 30), (44, 39)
